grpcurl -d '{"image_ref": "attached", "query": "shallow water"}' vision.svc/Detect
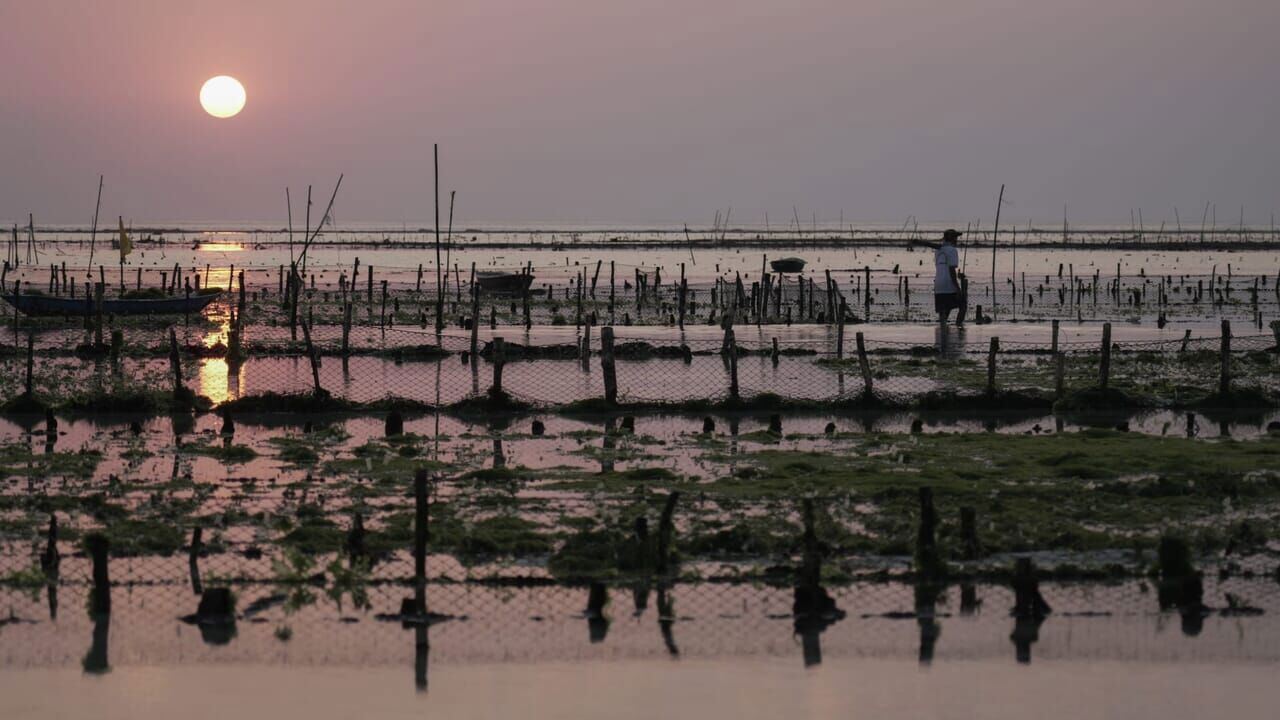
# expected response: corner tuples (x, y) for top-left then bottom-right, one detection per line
(2, 579), (1278, 719)
(4, 660), (1277, 720)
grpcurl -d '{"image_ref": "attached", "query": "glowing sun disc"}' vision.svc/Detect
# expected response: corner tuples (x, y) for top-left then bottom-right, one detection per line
(200, 76), (246, 118)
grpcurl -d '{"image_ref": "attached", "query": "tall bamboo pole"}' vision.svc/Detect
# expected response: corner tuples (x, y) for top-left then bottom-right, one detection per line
(990, 184), (1005, 316)
(434, 144), (443, 332)
(86, 175), (103, 278)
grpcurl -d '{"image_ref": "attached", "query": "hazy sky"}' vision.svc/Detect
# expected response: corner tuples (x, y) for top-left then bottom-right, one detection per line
(2, 0), (1278, 227)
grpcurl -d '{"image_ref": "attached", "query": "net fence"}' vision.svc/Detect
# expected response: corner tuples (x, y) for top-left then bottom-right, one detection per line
(1, 318), (1275, 410)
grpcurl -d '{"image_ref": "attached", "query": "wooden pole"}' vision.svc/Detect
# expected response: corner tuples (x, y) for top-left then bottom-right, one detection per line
(24, 331), (34, 396)
(93, 282), (104, 347)
(444, 190), (456, 300)
(522, 261), (532, 329)
(678, 263), (687, 329)
(986, 337), (999, 396)
(168, 328), (184, 398)
(855, 331), (873, 396)
(469, 263), (480, 358)
(301, 317), (323, 396)
(837, 298), (847, 358)
(86, 534), (110, 615)
(87, 175), (103, 278)
(1054, 352), (1066, 400)
(600, 326), (618, 405)
(342, 302), (353, 357)
(991, 184), (1005, 317)
(1219, 319), (1232, 395)
(1099, 322), (1112, 390)
(726, 328), (739, 400)
(434, 145), (444, 332)
(491, 336), (506, 396)
(413, 469), (429, 615)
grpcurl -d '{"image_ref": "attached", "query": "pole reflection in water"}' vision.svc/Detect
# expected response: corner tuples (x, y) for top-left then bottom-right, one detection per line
(915, 581), (944, 666)
(657, 583), (679, 657)
(586, 582), (610, 644)
(414, 624), (429, 692)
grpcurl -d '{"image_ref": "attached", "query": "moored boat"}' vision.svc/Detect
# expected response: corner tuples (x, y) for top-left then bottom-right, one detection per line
(770, 257), (807, 273)
(475, 271), (535, 293)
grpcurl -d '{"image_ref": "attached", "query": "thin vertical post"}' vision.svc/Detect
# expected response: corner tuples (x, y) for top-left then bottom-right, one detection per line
(986, 337), (999, 396)
(1099, 322), (1112, 390)
(855, 331), (873, 396)
(1219, 319), (1232, 395)
(601, 326), (618, 405)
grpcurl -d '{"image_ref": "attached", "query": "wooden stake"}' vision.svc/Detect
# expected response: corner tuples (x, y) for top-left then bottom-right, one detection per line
(986, 336), (999, 396)
(855, 331), (873, 396)
(491, 336), (505, 396)
(1054, 352), (1066, 400)
(601, 326), (617, 405)
(469, 263), (480, 359)
(726, 328), (739, 400)
(413, 469), (429, 615)
(1219, 319), (1232, 395)
(168, 328), (184, 398)
(1099, 322), (1112, 390)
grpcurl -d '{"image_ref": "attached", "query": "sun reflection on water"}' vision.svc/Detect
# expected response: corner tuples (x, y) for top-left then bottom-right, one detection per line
(195, 318), (240, 404)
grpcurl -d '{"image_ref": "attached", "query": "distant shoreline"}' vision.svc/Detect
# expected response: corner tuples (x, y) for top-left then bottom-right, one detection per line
(16, 232), (1280, 252)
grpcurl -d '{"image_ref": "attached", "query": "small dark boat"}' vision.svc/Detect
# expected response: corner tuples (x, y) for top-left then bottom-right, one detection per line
(476, 271), (534, 293)
(2, 290), (222, 317)
(770, 257), (807, 273)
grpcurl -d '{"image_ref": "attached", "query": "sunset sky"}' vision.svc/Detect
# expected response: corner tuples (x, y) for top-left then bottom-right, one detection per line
(2, 0), (1277, 226)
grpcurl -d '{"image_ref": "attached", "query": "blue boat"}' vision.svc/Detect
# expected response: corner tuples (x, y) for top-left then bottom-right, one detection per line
(1, 290), (222, 316)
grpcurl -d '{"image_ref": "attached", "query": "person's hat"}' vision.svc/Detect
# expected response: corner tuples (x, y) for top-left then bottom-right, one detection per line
(943, 228), (963, 240)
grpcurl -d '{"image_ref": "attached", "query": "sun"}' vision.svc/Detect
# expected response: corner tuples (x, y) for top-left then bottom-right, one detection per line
(199, 76), (246, 118)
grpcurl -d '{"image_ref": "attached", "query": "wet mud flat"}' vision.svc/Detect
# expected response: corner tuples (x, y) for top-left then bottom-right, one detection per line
(3, 408), (1280, 573)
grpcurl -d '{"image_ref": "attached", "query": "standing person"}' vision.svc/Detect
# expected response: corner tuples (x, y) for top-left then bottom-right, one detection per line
(912, 229), (964, 325)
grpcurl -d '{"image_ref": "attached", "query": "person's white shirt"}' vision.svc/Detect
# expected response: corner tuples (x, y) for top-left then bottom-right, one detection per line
(934, 245), (960, 293)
